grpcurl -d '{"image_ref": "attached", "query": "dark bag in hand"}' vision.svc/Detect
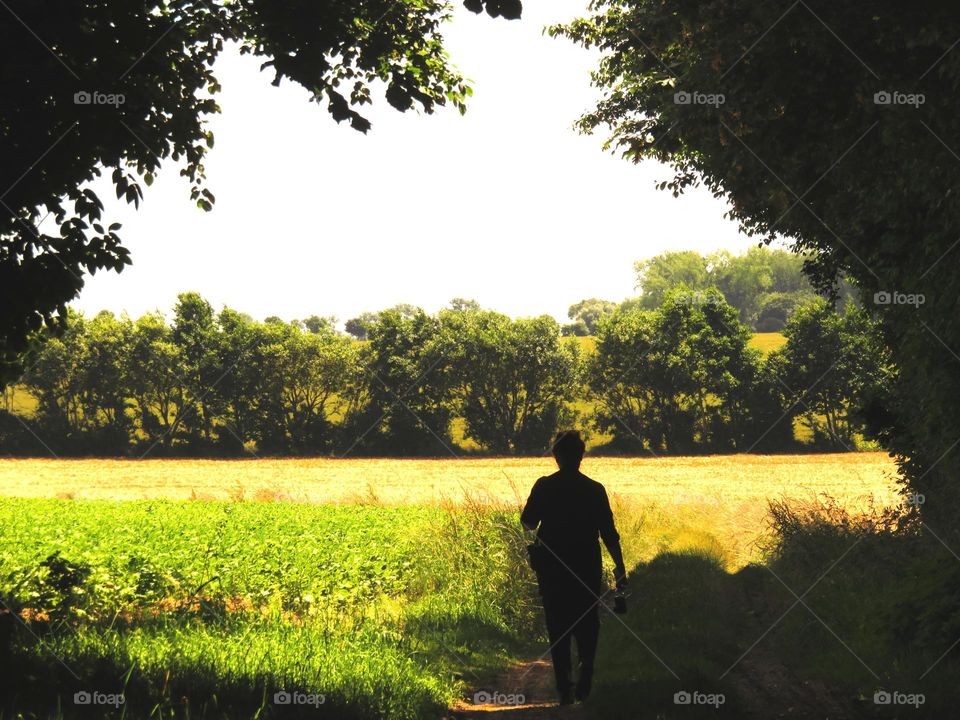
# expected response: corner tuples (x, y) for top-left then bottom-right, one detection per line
(526, 541), (551, 596)
(526, 541), (547, 573)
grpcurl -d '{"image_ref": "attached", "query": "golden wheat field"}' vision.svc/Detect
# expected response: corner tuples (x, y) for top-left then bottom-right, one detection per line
(0, 453), (897, 505)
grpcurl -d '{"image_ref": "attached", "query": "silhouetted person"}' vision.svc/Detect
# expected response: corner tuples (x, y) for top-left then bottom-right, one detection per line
(521, 430), (626, 705)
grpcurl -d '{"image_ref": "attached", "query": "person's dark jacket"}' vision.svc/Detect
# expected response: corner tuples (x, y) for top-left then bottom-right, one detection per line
(521, 467), (623, 594)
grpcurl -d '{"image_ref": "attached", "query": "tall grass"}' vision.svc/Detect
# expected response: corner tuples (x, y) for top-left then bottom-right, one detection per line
(756, 497), (959, 717)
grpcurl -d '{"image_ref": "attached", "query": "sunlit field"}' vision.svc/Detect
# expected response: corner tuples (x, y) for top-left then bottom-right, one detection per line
(2, 453), (898, 566)
(0, 452), (913, 718)
(0, 453), (896, 504)
(748, 331), (787, 354)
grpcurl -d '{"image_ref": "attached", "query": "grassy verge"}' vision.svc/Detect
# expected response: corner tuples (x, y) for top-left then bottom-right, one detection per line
(0, 498), (541, 719)
(756, 498), (960, 718)
(589, 550), (746, 719)
(585, 497), (960, 719)
(581, 498), (747, 718)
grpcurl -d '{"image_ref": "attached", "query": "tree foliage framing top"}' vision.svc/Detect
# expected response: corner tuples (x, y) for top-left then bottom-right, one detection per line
(0, 0), (521, 380)
(553, 0), (960, 522)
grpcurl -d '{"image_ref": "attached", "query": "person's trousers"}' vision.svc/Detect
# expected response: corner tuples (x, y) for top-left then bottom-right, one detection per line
(541, 586), (601, 696)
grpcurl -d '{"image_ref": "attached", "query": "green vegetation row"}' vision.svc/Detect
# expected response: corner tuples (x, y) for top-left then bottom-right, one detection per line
(0, 288), (887, 457)
(0, 497), (542, 719)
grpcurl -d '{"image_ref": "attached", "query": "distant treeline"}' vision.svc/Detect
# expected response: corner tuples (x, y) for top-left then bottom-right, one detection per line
(552, 246), (854, 338)
(342, 247), (849, 342)
(0, 286), (888, 457)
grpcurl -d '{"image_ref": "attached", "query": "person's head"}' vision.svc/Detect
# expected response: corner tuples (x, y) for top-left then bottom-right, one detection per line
(551, 429), (585, 470)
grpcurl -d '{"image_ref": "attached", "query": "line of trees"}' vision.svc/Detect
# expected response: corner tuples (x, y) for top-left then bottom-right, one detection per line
(558, 246), (849, 337)
(0, 290), (888, 457)
(592, 291), (888, 454)
(629, 246), (860, 332)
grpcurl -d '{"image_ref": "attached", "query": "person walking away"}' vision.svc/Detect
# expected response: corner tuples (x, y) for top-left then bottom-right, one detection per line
(521, 430), (627, 705)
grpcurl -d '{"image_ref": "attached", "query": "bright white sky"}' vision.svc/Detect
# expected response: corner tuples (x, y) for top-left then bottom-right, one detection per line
(67, 0), (757, 327)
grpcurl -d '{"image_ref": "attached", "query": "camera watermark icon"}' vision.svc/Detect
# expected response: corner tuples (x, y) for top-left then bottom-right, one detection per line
(674, 690), (725, 707)
(472, 689), (525, 706)
(874, 90), (925, 108)
(273, 690), (326, 707)
(874, 690), (925, 707)
(674, 90), (725, 108)
(873, 290), (925, 308)
(74, 90), (126, 107)
(73, 690), (125, 707)
(905, 492), (925, 507)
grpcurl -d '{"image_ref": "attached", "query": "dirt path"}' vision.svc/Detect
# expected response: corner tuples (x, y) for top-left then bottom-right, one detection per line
(447, 657), (586, 720)
(448, 645), (857, 720)
(447, 567), (864, 720)
(726, 566), (861, 719)
(730, 645), (857, 719)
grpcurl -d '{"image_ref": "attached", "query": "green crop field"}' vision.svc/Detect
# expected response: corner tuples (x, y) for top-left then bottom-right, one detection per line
(0, 497), (537, 719)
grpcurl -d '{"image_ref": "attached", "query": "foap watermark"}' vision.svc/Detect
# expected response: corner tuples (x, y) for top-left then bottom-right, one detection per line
(273, 690), (326, 707)
(74, 90), (126, 107)
(674, 690), (725, 708)
(873, 290), (925, 308)
(874, 690), (925, 708)
(472, 689), (525, 706)
(73, 690), (125, 708)
(674, 90), (725, 108)
(905, 492), (926, 507)
(874, 90), (925, 108)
